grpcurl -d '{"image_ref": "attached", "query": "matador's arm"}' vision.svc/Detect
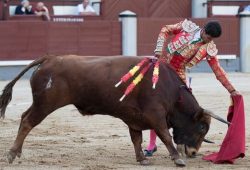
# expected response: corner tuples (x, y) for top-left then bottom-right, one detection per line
(207, 56), (236, 93)
(154, 21), (183, 56)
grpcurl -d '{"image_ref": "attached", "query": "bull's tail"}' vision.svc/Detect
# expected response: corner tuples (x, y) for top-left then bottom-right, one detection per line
(0, 56), (48, 119)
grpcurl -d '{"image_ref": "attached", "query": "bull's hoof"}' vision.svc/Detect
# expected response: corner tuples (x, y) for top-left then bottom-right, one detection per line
(6, 150), (17, 164)
(16, 151), (22, 158)
(174, 158), (186, 167)
(139, 159), (150, 166)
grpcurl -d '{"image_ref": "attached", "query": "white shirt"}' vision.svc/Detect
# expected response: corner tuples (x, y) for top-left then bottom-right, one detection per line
(77, 4), (96, 14)
(189, 29), (201, 44)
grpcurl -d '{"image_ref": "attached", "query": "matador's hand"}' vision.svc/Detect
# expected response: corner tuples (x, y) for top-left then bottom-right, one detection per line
(155, 54), (161, 58)
(230, 90), (241, 96)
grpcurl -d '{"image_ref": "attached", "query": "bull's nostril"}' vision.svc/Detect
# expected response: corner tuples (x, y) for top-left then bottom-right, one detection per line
(192, 151), (196, 156)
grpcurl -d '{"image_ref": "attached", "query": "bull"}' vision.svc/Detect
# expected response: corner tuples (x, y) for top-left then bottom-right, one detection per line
(0, 55), (229, 167)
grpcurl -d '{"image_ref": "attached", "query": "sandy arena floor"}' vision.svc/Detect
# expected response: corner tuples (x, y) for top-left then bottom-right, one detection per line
(0, 72), (249, 170)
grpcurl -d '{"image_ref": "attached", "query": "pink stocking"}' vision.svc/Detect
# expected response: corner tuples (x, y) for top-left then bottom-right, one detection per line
(146, 130), (157, 150)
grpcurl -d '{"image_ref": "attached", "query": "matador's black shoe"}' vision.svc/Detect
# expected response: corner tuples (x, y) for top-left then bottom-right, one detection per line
(144, 146), (157, 157)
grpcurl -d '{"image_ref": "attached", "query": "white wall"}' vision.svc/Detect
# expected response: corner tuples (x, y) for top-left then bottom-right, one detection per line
(192, 0), (207, 18)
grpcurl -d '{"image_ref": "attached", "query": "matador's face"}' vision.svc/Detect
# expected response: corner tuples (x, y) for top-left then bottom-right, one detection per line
(200, 29), (213, 43)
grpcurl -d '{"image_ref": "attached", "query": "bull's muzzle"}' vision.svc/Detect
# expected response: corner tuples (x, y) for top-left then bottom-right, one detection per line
(185, 146), (197, 158)
(177, 145), (197, 158)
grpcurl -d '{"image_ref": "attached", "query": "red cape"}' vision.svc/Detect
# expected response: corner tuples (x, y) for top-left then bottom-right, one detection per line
(202, 95), (245, 164)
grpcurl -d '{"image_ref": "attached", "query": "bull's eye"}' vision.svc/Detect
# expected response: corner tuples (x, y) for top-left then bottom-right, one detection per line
(199, 124), (207, 133)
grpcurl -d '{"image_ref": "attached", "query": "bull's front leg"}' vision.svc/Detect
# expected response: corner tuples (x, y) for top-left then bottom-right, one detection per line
(155, 128), (186, 167)
(129, 128), (150, 165)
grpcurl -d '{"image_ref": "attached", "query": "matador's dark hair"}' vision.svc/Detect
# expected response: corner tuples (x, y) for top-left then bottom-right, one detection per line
(204, 21), (222, 38)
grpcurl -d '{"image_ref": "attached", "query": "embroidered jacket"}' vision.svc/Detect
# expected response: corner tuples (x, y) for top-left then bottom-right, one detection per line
(154, 19), (235, 93)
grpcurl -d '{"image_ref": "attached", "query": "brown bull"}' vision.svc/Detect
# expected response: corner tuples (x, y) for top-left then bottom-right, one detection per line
(0, 55), (228, 167)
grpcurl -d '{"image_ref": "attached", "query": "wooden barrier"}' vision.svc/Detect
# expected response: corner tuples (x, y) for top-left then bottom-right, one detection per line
(0, 17), (240, 60)
(0, 20), (121, 60)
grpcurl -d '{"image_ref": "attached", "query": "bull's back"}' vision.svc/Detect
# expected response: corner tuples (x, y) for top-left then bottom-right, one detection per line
(32, 55), (141, 83)
(54, 55), (142, 88)
(30, 55), (143, 110)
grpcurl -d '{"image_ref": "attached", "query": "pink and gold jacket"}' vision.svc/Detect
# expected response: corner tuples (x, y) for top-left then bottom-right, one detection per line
(154, 19), (235, 93)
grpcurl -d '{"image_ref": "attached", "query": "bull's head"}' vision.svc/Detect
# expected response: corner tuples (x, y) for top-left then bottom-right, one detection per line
(170, 109), (228, 157)
(169, 86), (230, 158)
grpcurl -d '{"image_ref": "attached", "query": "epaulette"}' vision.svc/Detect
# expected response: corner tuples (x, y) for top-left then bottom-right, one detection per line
(206, 41), (218, 56)
(182, 19), (199, 33)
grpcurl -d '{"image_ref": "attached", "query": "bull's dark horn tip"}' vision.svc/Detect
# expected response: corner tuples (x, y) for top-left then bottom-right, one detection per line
(204, 139), (215, 144)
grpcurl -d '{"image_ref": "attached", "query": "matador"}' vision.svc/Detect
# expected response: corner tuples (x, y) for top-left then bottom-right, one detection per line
(144, 19), (240, 157)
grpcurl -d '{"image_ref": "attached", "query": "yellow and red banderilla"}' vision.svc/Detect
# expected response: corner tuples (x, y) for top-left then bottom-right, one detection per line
(115, 57), (161, 102)
(152, 60), (160, 89)
(115, 57), (150, 87)
(119, 62), (152, 101)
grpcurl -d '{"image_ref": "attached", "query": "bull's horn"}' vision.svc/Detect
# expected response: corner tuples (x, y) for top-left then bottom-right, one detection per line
(203, 138), (214, 144)
(204, 109), (231, 125)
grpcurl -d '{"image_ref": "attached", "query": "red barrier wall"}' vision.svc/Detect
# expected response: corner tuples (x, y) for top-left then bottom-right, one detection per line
(0, 20), (121, 60)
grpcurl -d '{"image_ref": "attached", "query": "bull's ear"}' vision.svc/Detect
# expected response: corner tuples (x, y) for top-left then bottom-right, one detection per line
(193, 108), (204, 121)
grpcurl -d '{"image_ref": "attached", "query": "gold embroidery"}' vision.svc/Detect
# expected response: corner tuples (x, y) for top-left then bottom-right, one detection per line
(177, 42), (202, 59)
(167, 33), (193, 54)
(207, 41), (218, 56)
(185, 44), (207, 68)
